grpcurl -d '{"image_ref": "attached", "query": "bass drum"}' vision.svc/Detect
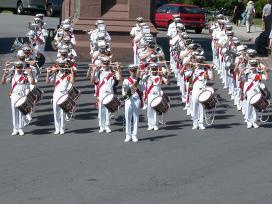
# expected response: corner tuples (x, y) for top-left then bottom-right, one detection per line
(151, 94), (170, 114)
(250, 92), (269, 112)
(15, 96), (33, 115)
(67, 83), (80, 101)
(198, 88), (217, 110)
(102, 94), (121, 113)
(57, 94), (76, 113)
(36, 54), (45, 67)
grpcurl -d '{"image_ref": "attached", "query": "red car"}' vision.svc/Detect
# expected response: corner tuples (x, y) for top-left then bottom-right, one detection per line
(155, 3), (205, 34)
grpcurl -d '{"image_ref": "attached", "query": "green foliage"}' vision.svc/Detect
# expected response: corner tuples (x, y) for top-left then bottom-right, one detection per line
(168, 0), (267, 17)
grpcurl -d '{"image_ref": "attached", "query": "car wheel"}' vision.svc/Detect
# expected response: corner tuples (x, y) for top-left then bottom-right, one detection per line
(46, 4), (54, 17)
(195, 28), (202, 34)
(16, 1), (24, 15)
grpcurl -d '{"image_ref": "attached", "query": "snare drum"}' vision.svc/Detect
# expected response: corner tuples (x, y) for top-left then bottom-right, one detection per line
(31, 86), (43, 102)
(151, 94), (170, 114)
(26, 90), (36, 105)
(57, 94), (76, 113)
(250, 92), (269, 112)
(102, 94), (121, 113)
(15, 96), (33, 115)
(198, 88), (217, 110)
(67, 83), (80, 101)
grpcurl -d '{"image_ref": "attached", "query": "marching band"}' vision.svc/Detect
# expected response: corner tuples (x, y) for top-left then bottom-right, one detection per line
(1, 13), (271, 141)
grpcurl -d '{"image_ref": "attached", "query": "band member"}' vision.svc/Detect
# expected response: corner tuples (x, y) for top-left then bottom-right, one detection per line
(1, 61), (35, 135)
(234, 45), (248, 111)
(46, 58), (75, 135)
(130, 17), (144, 65)
(191, 56), (214, 130)
(122, 65), (144, 142)
(90, 57), (122, 133)
(243, 59), (269, 128)
(144, 63), (168, 131)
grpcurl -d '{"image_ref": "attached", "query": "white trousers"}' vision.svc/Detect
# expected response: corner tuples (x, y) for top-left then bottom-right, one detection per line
(133, 44), (139, 65)
(245, 100), (257, 123)
(147, 94), (158, 127)
(53, 95), (65, 131)
(125, 97), (140, 136)
(98, 94), (110, 129)
(191, 97), (204, 125)
(10, 95), (24, 130)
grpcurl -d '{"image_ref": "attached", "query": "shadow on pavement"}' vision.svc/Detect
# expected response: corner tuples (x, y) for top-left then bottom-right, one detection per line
(0, 37), (15, 54)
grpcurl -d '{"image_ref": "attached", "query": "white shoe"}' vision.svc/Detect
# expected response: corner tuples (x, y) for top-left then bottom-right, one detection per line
(60, 129), (65, 135)
(132, 135), (138, 143)
(54, 129), (60, 135)
(153, 126), (159, 131)
(252, 122), (259, 129)
(18, 129), (24, 136)
(11, 129), (18, 136)
(247, 122), (253, 129)
(192, 125), (198, 130)
(199, 124), (206, 130)
(124, 135), (131, 142)
(147, 126), (153, 131)
(105, 127), (111, 133)
(99, 128), (104, 133)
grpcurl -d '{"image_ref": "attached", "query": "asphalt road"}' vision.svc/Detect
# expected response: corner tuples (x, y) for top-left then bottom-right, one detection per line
(0, 13), (272, 204)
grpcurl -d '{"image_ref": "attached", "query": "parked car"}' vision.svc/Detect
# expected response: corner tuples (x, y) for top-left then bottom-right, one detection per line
(0, 0), (62, 17)
(155, 3), (205, 34)
(156, 0), (168, 9)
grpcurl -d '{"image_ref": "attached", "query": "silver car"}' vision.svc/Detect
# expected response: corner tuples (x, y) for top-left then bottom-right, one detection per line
(0, 0), (62, 16)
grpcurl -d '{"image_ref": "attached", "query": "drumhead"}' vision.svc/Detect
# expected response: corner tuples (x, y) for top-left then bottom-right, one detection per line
(15, 96), (27, 107)
(199, 90), (212, 102)
(205, 86), (214, 94)
(57, 94), (69, 105)
(151, 96), (163, 107)
(250, 93), (262, 105)
(102, 94), (114, 105)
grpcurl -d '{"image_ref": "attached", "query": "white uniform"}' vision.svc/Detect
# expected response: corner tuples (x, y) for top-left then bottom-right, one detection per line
(122, 77), (144, 138)
(130, 25), (142, 64)
(244, 72), (267, 128)
(167, 23), (179, 73)
(95, 69), (116, 130)
(191, 68), (207, 129)
(9, 71), (31, 132)
(145, 75), (165, 129)
(53, 71), (71, 132)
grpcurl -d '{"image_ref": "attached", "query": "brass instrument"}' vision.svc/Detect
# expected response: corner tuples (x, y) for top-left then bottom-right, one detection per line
(124, 77), (141, 100)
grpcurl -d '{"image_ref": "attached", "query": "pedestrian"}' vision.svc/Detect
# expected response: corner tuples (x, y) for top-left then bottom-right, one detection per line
(262, 0), (272, 33)
(244, 1), (255, 33)
(233, 0), (245, 26)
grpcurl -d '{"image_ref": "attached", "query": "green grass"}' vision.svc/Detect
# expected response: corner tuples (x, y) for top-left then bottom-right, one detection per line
(0, 10), (13, 14)
(253, 18), (262, 26)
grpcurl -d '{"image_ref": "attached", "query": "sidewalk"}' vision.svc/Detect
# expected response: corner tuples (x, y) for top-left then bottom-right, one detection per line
(232, 24), (262, 43)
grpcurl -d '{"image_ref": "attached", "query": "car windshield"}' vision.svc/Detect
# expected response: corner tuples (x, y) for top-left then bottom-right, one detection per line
(179, 6), (203, 14)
